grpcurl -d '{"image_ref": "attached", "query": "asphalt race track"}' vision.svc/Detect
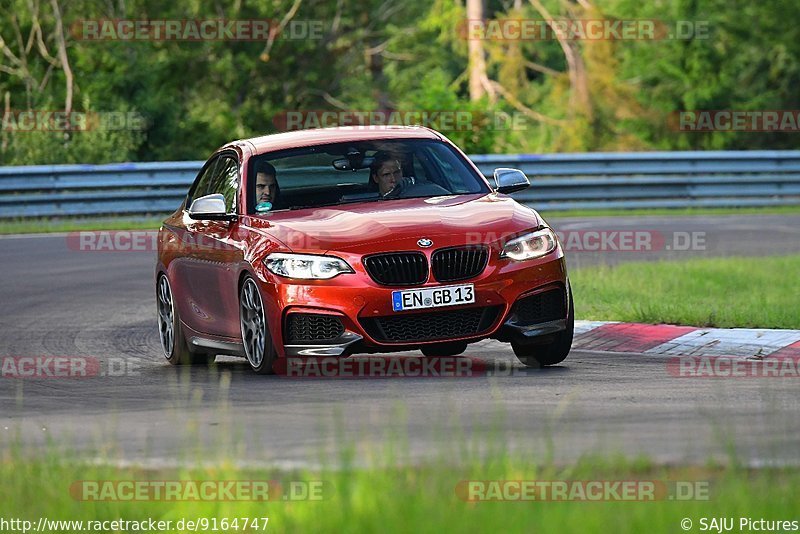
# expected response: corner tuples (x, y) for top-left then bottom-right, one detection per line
(1, 215), (799, 467)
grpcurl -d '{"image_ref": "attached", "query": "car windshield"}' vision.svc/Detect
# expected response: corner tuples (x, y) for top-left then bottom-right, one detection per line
(248, 139), (490, 214)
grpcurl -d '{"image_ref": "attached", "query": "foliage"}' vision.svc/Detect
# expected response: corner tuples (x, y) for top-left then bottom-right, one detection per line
(1, 0), (798, 164)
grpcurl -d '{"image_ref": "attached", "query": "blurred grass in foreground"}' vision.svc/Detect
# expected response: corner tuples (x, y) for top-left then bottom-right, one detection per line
(1, 445), (797, 533)
(572, 255), (800, 329)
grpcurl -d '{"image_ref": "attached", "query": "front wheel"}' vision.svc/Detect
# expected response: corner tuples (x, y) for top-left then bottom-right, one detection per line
(240, 276), (277, 374)
(512, 287), (574, 368)
(156, 273), (214, 365)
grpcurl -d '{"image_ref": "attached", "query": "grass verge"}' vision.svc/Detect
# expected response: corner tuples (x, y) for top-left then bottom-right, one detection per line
(540, 205), (800, 218)
(0, 217), (163, 235)
(1, 449), (797, 533)
(572, 254), (800, 329)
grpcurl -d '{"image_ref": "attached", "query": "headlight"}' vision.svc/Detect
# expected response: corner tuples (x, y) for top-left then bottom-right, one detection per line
(265, 253), (354, 279)
(500, 228), (557, 261)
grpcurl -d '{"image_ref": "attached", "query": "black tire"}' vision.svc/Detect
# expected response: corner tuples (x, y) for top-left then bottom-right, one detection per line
(512, 286), (574, 368)
(156, 273), (215, 366)
(421, 341), (468, 357)
(239, 275), (277, 375)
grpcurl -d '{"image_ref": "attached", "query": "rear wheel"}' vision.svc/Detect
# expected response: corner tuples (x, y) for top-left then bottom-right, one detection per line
(421, 341), (468, 357)
(240, 276), (277, 375)
(512, 287), (574, 368)
(156, 274), (214, 365)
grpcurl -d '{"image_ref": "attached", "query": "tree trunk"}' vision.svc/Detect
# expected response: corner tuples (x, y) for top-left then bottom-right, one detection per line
(467, 0), (487, 101)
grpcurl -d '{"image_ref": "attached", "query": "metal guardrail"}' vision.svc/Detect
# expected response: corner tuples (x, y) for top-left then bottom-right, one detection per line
(470, 151), (800, 211)
(1, 151), (800, 218)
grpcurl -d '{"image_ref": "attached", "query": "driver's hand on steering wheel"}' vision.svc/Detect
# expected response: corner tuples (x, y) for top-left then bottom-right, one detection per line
(384, 176), (415, 198)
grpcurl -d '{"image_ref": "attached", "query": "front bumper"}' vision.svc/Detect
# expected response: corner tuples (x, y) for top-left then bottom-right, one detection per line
(284, 330), (363, 357)
(259, 251), (568, 358)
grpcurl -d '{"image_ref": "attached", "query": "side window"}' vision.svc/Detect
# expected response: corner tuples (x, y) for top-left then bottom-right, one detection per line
(186, 155), (239, 213)
(187, 157), (220, 207)
(209, 157), (239, 213)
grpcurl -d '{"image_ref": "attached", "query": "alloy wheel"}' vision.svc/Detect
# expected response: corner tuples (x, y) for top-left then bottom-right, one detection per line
(156, 275), (175, 359)
(240, 278), (266, 369)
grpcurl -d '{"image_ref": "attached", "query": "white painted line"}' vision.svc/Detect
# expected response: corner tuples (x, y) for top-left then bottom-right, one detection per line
(644, 328), (800, 358)
(0, 232), (70, 239)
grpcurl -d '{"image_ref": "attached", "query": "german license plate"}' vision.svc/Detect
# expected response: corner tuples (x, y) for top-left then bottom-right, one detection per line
(392, 284), (475, 312)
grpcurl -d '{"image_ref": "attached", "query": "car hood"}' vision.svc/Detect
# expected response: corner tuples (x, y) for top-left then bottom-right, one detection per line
(249, 194), (543, 254)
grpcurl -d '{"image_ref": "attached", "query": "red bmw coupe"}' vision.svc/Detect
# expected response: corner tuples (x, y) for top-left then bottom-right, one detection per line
(155, 126), (572, 374)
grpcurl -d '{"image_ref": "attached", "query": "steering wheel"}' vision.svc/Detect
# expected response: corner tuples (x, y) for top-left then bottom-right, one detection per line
(383, 176), (416, 198)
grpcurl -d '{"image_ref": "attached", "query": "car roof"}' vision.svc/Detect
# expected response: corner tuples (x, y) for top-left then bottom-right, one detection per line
(227, 126), (445, 155)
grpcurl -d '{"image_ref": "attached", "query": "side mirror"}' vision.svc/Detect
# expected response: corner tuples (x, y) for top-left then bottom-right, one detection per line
(187, 193), (235, 221)
(493, 168), (530, 194)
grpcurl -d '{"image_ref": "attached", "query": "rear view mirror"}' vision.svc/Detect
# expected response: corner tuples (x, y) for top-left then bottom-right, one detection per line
(493, 168), (530, 194)
(333, 156), (375, 171)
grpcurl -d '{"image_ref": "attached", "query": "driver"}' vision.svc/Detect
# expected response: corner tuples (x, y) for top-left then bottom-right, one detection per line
(370, 151), (409, 196)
